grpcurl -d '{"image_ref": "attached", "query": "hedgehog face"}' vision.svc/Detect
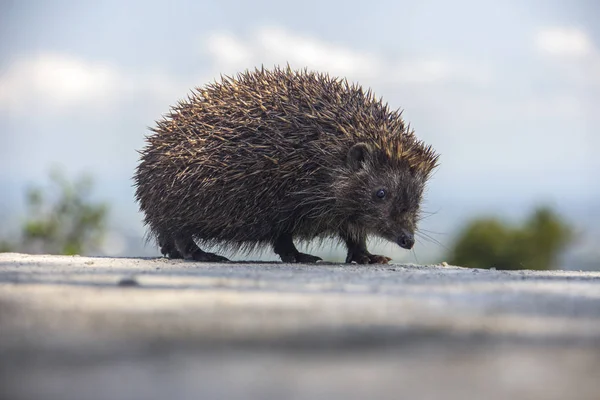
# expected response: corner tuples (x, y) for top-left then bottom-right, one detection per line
(368, 167), (425, 249)
(340, 142), (427, 249)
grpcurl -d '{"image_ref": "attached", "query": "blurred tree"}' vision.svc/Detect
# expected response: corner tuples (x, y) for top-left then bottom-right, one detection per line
(448, 207), (573, 270)
(1, 168), (109, 255)
(0, 241), (13, 253)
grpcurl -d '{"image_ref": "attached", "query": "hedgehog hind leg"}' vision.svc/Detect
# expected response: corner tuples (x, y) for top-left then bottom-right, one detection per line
(158, 233), (183, 259)
(172, 235), (229, 262)
(273, 233), (322, 263)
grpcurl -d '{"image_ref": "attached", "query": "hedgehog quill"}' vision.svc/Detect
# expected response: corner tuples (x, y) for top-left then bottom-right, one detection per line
(134, 66), (439, 264)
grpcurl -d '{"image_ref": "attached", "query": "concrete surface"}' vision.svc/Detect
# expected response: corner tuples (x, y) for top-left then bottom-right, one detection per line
(1, 253), (600, 400)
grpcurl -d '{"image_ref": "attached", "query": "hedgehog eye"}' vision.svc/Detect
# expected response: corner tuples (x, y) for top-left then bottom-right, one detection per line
(376, 189), (386, 199)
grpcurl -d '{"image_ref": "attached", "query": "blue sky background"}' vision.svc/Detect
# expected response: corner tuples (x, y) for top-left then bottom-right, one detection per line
(1, 0), (598, 266)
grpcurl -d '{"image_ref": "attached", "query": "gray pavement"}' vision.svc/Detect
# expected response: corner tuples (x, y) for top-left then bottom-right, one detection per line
(1, 253), (600, 400)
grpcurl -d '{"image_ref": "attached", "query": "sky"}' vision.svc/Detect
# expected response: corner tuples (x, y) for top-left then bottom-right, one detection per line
(0, 0), (599, 263)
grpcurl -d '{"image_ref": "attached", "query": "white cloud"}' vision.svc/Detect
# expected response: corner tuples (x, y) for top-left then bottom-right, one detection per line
(0, 54), (121, 114)
(535, 27), (600, 88)
(0, 53), (190, 116)
(0, 28), (494, 117)
(203, 27), (492, 87)
(391, 59), (492, 85)
(255, 27), (382, 79)
(535, 28), (594, 57)
(205, 32), (253, 67)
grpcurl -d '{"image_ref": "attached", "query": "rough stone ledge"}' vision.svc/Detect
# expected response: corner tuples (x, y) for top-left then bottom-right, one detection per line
(1, 253), (599, 400)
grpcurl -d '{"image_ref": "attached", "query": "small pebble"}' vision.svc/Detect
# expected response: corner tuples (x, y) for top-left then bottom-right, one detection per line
(117, 277), (139, 287)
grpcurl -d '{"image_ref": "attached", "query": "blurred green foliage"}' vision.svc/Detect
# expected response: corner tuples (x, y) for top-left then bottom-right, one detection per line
(448, 207), (573, 270)
(1, 168), (108, 255)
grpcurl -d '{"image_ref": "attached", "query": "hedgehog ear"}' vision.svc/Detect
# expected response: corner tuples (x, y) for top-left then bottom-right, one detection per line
(347, 143), (372, 171)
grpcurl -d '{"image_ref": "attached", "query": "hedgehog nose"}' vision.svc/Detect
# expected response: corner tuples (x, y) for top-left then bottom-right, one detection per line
(397, 230), (415, 250)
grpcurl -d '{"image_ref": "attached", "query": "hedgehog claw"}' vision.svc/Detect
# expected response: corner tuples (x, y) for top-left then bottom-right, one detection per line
(346, 251), (391, 264)
(189, 250), (229, 263)
(279, 252), (321, 263)
(295, 253), (322, 263)
(368, 254), (392, 264)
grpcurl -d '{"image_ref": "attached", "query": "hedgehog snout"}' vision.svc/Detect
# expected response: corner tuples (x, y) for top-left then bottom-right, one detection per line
(397, 229), (415, 250)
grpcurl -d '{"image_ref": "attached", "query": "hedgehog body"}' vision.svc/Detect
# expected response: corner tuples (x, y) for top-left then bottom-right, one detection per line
(134, 67), (438, 263)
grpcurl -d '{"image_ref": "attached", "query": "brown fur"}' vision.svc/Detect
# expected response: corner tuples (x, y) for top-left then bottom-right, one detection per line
(133, 66), (439, 263)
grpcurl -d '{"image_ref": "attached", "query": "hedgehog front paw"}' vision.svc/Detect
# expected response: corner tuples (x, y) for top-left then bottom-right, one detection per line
(346, 250), (391, 264)
(345, 250), (370, 264)
(367, 254), (392, 264)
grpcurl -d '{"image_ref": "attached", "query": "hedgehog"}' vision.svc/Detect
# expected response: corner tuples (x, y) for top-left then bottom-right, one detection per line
(134, 66), (439, 264)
